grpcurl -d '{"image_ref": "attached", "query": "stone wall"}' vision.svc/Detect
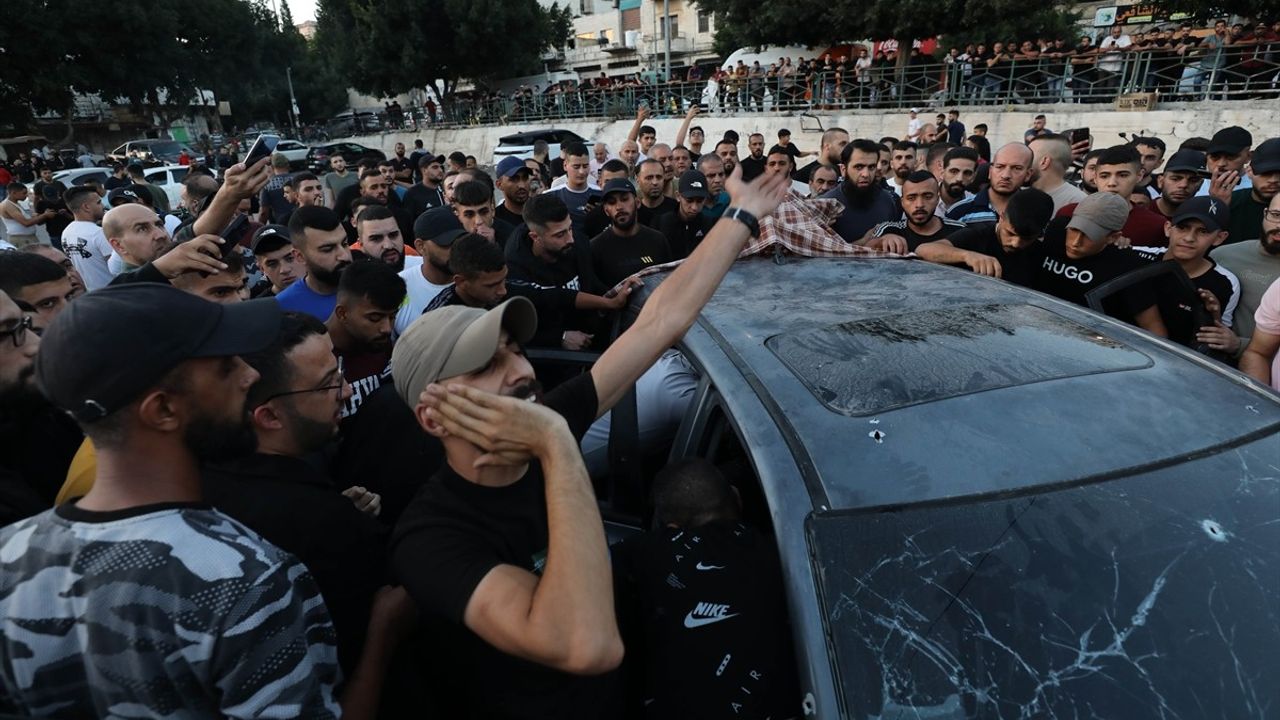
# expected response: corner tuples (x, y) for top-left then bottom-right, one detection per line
(348, 100), (1280, 168)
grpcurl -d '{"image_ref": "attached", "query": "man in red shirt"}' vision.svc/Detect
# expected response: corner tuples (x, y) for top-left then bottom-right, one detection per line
(1057, 144), (1168, 247)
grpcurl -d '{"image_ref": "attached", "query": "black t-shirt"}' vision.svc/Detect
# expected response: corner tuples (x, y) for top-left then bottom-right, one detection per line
(403, 183), (445, 221)
(334, 183), (363, 220)
(389, 373), (619, 719)
(614, 521), (799, 720)
(946, 223), (1038, 287)
(591, 225), (672, 289)
(494, 202), (524, 228)
(389, 156), (413, 179)
(203, 453), (388, 675)
(103, 175), (130, 191)
(1131, 247), (1238, 347)
(1029, 218), (1156, 321)
(738, 155), (766, 182)
(657, 210), (715, 260)
(872, 217), (966, 251)
(636, 196), (678, 228)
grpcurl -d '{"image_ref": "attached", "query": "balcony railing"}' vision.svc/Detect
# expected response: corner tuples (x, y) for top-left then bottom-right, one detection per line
(326, 44), (1280, 134)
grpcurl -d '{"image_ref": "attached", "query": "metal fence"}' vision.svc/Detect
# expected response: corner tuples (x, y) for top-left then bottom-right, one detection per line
(338, 43), (1280, 134)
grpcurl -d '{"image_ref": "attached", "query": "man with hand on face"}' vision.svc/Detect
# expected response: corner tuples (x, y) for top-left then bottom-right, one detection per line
(168, 245), (251, 305)
(454, 180), (516, 247)
(1198, 126), (1253, 198)
(916, 188), (1056, 286)
(591, 178), (673, 290)
(275, 206), (353, 321)
(494, 156), (534, 228)
(865, 171), (966, 253)
(249, 225), (303, 298)
(821, 139), (901, 244)
(355, 205), (421, 272)
(386, 164), (792, 718)
(1227, 138), (1280, 245)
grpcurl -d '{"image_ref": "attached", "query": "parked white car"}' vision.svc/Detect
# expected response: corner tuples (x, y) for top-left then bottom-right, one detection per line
(142, 165), (192, 210)
(275, 139), (310, 168)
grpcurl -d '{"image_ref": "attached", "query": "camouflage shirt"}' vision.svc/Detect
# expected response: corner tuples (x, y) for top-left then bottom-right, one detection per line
(0, 502), (341, 718)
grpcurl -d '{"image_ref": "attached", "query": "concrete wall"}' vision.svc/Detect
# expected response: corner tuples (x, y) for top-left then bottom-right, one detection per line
(348, 100), (1280, 167)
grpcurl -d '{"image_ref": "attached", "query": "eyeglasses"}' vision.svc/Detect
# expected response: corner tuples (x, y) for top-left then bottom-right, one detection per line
(256, 360), (347, 407)
(1264, 209), (1280, 222)
(0, 316), (34, 348)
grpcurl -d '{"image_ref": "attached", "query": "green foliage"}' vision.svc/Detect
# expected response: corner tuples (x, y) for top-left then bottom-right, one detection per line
(696, 0), (1079, 55)
(315, 0), (574, 101)
(1147, 0), (1276, 20)
(0, 0), (348, 135)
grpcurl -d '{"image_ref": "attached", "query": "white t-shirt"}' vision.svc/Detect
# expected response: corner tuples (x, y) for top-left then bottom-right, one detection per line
(396, 264), (452, 335)
(907, 118), (923, 139)
(1097, 35), (1132, 73)
(60, 220), (116, 291)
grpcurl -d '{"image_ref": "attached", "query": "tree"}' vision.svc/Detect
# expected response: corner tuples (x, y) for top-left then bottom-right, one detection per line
(1147, 0), (1273, 19)
(699, 0), (1076, 60)
(315, 0), (573, 105)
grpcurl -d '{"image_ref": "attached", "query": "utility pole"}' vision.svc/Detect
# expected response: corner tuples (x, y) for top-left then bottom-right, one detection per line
(663, 0), (671, 82)
(286, 66), (300, 133)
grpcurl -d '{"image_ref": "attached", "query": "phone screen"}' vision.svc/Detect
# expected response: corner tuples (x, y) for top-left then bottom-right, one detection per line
(242, 134), (280, 167)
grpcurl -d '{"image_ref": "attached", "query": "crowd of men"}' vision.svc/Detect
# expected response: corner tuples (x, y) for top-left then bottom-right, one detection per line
(2, 99), (1279, 717)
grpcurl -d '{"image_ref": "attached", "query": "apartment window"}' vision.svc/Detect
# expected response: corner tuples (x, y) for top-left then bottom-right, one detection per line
(697, 10), (710, 33)
(579, 0), (593, 14)
(661, 14), (678, 38)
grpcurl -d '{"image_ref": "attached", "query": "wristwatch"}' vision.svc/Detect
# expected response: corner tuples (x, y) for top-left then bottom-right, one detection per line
(722, 207), (761, 237)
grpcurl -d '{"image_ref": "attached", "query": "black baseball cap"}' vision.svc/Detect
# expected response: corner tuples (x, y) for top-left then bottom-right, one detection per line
(1163, 149), (1208, 175)
(602, 178), (635, 199)
(678, 170), (709, 199)
(1004, 188), (1055, 239)
(1171, 196), (1230, 232)
(107, 186), (144, 206)
(414, 206), (467, 246)
(1207, 126), (1252, 155)
(1250, 138), (1280, 174)
(36, 284), (282, 424)
(250, 224), (291, 254)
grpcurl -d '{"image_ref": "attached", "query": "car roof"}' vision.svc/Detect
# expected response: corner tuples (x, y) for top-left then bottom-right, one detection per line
(651, 256), (1280, 513)
(497, 129), (576, 144)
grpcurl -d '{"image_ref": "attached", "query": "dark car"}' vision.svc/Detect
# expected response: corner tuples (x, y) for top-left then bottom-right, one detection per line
(597, 255), (1280, 719)
(306, 142), (386, 174)
(323, 111), (381, 139)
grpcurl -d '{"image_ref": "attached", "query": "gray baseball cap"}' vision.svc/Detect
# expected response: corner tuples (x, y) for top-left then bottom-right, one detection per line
(391, 297), (538, 408)
(1067, 192), (1130, 244)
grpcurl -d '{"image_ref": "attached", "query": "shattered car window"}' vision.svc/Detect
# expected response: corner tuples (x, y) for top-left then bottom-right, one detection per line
(810, 441), (1280, 718)
(766, 304), (1151, 416)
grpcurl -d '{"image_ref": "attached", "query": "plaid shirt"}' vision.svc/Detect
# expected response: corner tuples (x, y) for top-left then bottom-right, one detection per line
(620, 195), (906, 291)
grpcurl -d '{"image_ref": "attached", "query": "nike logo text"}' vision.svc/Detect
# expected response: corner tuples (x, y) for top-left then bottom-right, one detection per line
(684, 602), (740, 628)
(695, 562), (725, 571)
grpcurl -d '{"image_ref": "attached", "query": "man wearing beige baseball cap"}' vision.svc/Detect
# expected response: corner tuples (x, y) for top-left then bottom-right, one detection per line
(385, 165), (793, 717)
(1031, 191), (1167, 335)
